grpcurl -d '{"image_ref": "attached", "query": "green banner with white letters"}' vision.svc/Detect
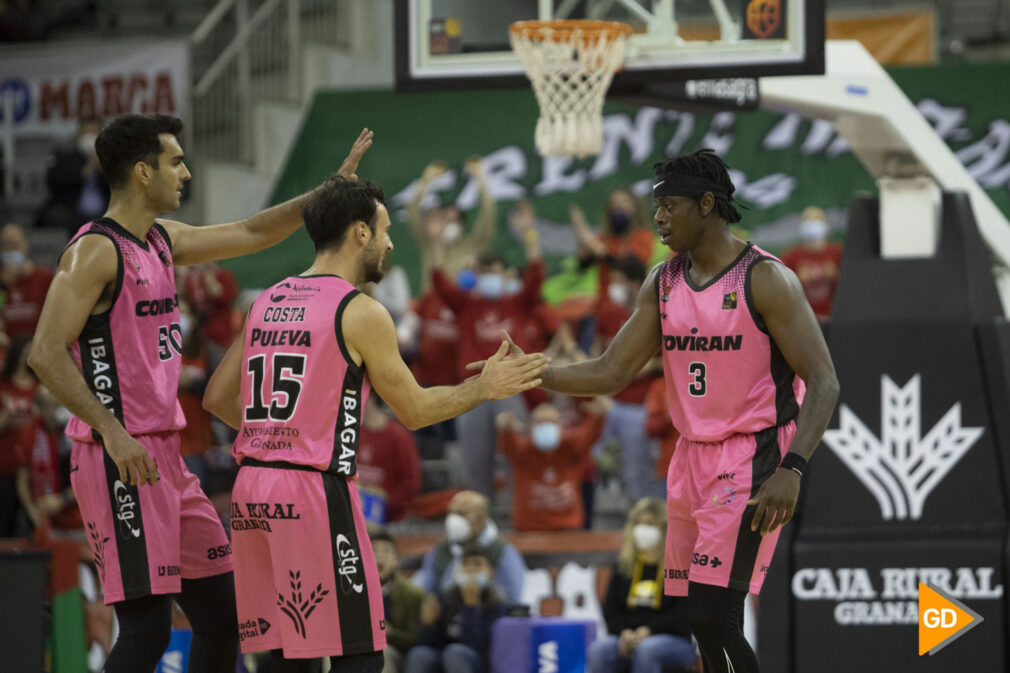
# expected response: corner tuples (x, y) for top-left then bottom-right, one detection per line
(221, 62), (1010, 294)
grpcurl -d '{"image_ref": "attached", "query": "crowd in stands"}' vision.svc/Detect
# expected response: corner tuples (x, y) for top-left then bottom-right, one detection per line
(1, 130), (842, 670)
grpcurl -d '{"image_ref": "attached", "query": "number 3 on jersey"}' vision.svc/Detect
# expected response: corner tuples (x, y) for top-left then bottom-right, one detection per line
(245, 353), (306, 422)
(688, 361), (707, 397)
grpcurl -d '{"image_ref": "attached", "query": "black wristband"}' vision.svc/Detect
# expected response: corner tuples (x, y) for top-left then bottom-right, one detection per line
(779, 452), (807, 478)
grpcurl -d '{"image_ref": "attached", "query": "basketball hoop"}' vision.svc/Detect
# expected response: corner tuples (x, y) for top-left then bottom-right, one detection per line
(509, 20), (632, 158)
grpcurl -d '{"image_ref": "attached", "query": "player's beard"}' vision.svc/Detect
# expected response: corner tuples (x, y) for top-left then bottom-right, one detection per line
(363, 242), (386, 284)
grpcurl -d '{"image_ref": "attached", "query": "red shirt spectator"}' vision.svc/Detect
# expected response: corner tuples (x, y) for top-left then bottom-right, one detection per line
(0, 224), (55, 339)
(594, 256), (659, 404)
(497, 401), (606, 531)
(0, 379), (39, 476)
(781, 243), (843, 319)
(183, 264), (239, 347)
(432, 258), (545, 382)
(357, 398), (421, 522)
(645, 378), (680, 479)
(410, 290), (459, 388)
(781, 208), (843, 319)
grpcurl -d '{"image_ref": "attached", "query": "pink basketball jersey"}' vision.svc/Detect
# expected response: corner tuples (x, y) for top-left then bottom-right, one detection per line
(233, 276), (370, 474)
(65, 218), (186, 442)
(658, 244), (805, 442)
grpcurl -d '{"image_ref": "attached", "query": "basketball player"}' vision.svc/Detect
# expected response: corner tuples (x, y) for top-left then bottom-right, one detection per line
(28, 114), (373, 673)
(202, 176), (548, 673)
(474, 150), (839, 673)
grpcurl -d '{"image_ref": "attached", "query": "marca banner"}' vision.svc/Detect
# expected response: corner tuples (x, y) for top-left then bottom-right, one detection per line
(0, 41), (188, 139)
(222, 62), (1010, 293)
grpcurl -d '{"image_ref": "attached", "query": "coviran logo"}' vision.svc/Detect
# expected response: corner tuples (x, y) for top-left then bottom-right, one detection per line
(822, 374), (983, 520)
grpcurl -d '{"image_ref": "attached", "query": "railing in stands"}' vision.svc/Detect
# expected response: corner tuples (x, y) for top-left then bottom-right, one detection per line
(189, 0), (342, 164)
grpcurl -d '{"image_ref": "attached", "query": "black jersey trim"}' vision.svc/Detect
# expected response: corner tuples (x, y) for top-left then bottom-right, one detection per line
(683, 243), (752, 293)
(100, 442), (153, 599)
(60, 228), (126, 323)
(744, 255), (772, 335)
(334, 289), (364, 375)
(94, 217), (151, 251)
(151, 221), (174, 254)
(329, 365), (365, 476)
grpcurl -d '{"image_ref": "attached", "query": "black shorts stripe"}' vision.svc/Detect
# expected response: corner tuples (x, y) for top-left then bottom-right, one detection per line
(101, 444), (151, 600)
(323, 474), (376, 654)
(727, 426), (783, 592)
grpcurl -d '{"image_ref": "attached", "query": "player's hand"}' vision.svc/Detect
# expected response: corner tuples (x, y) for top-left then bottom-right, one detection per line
(479, 339), (548, 400)
(336, 128), (374, 182)
(465, 330), (526, 372)
(104, 429), (160, 487)
(420, 594), (441, 626)
(746, 469), (800, 535)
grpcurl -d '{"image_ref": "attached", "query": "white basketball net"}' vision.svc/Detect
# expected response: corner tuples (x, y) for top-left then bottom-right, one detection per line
(510, 21), (631, 158)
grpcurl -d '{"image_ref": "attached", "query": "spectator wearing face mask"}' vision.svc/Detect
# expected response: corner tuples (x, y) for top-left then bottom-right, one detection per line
(430, 215), (545, 499)
(780, 207), (843, 320)
(372, 528), (427, 673)
(589, 497), (695, 673)
(408, 158), (497, 290)
(495, 397), (608, 531)
(413, 490), (526, 603)
(593, 255), (665, 502)
(571, 189), (665, 271)
(406, 543), (510, 673)
(0, 223), (56, 344)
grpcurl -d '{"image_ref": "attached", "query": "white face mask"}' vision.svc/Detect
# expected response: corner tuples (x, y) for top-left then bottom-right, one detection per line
(531, 422), (561, 451)
(800, 218), (828, 243)
(607, 282), (630, 306)
(443, 220), (463, 244)
(445, 513), (472, 543)
(632, 523), (662, 551)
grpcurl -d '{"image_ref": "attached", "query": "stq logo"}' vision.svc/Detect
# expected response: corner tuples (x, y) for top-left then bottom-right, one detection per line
(113, 480), (143, 540)
(822, 374), (983, 520)
(335, 534), (364, 594)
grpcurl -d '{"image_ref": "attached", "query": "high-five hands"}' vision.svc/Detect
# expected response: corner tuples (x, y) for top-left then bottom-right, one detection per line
(336, 128), (374, 182)
(477, 332), (548, 400)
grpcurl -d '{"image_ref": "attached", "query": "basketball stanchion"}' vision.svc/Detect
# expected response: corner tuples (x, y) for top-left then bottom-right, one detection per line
(509, 20), (632, 158)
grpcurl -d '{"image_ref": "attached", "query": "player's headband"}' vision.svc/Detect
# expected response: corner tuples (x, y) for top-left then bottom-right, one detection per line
(652, 173), (730, 201)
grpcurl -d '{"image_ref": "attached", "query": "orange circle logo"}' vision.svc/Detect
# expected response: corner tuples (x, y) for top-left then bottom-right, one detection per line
(747, 0), (781, 39)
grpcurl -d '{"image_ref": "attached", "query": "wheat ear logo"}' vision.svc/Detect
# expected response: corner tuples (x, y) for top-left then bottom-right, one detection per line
(277, 570), (330, 638)
(822, 374), (984, 520)
(86, 522), (110, 582)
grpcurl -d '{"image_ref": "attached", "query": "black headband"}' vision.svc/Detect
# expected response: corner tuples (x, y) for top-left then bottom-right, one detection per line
(652, 173), (730, 201)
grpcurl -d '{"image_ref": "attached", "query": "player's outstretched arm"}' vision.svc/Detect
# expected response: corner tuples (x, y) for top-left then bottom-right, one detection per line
(158, 128), (374, 266)
(203, 318), (247, 430)
(343, 294), (548, 430)
(745, 260), (840, 535)
(538, 265), (663, 396)
(27, 237), (159, 487)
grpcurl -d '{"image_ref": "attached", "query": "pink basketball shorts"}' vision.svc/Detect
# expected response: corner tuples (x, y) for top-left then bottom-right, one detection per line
(70, 431), (233, 605)
(230, 461), (387, 659)
(664, 422), (796, 596)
